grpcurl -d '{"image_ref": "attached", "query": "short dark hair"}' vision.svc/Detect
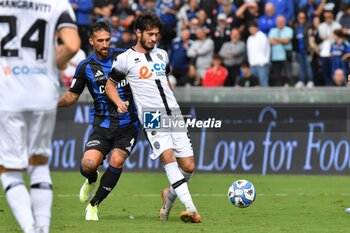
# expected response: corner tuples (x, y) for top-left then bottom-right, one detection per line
(89, 20), (111, 37)
(134, 11), (163, 33)
(247, 21), (258, 28)
(240, 62), (250, 68)
(333, 29), (344, 38)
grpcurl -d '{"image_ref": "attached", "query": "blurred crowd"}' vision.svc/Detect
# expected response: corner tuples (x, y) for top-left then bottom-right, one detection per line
(63, 0), (350, 88)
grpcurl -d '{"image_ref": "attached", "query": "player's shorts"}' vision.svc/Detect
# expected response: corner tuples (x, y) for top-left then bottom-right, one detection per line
(0, 109), (57, 169)
(144, 130), (194, 159)
(85, 123), (139, 157)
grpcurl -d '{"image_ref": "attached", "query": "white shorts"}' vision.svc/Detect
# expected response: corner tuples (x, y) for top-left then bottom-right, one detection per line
(0, 109), (57, 169)
(145, 130), (194, 159)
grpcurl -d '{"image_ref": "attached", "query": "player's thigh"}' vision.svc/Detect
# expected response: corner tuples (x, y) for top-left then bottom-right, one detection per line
(172, 132), (194, 158)
(112, 124), (138, 156)
(83, 126), (112, 168)
(0, 111), (28, 169)
(28, 109), (57, 159)
(145, 130), (174, 158)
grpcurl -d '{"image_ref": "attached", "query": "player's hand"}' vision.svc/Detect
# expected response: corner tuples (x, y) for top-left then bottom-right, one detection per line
(348, 74), (350, 86)
(117, 100), (129, 113)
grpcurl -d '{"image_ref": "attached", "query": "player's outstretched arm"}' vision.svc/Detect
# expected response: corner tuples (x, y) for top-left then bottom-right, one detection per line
(105, 79), (129, 113)
(56, 27), (81, 70)
(58, 91), (80, 107)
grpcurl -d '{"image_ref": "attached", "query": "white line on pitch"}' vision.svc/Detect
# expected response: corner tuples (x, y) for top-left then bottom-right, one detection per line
(2, 193), (350, 198)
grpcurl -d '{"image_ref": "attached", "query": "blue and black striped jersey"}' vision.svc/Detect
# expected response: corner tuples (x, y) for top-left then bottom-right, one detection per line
(69, 48), (138, 128)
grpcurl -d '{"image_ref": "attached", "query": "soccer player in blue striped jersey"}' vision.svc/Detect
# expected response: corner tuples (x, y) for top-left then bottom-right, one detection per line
(58, 21), (139, 221)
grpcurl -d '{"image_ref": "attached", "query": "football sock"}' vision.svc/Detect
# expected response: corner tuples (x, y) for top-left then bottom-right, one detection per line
(90, 165), (122, 206)
(167, 168), (193, 210)
(28, 165), (52, 233)
(1, 172), (35, 233)
(80, 163), (98, 184)
(164, 162), (197, 213)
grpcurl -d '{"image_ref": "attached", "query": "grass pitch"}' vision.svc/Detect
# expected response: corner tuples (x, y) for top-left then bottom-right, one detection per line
(0, 172), (349, 233)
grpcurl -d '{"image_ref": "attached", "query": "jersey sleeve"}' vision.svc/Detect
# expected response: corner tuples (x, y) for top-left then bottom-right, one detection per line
(108, 53), (128, 84)
(69, 62), (87, 94)
(163, 50), (172, 76)
(55, 4), (78, 31)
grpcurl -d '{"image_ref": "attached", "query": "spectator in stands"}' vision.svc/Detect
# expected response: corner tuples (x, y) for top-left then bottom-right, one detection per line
(299, 0), (327, 21)
(110, 15), (123, 48)
(269, 15), (294, 86)
(247, 21), (270, 87)
(145, 0), (157, 13)
(156, 0), (178, 50)
(177, 0), (198, 36)
(235, 1), (260, 40)
(212, 13), (231, 53)
(258, 2), (277, 35)
(219, 28), (246, 86)
(318, 10), (342, 85)
(115, 0), (136, 31)
(237, 62), (260, 87)
(70, 0), (93, 55)
(308, 16), (324, 85)
(182, 64), (202, 86)
(169, 28), (192, 85)
(338, 3), (350, 40)
(265, 0), (294, 24)
(196, 9), (212, 35)
(294, 11), (314, 88)
(115, 30), (134, 49)
(202, 55), (228, 87)
(332, 68), (346, 86)
(187, 27), (214, 80)
(131, 0), (148, 16)
(199, 0), (219, 22)
(93, 0), (114, 21)
(330, 29), (350, 77)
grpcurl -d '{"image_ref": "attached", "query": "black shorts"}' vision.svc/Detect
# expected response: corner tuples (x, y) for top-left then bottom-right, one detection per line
(85, 123), (139, 157)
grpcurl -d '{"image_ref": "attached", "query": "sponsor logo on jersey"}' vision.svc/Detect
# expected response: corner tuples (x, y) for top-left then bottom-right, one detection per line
(143, 110), (161, 129)
(86, 140), (100, 147)
(139, 63), (166, 79)
(5, 65), (48, 75)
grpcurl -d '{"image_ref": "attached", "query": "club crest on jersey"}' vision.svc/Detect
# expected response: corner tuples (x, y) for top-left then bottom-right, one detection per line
(139, 63), (166, 79)
(143, 110), (161, 129)
(157, 53), (163, 60)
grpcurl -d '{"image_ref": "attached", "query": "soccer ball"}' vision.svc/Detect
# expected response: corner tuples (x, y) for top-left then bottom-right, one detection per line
(228, 179), (256, 208)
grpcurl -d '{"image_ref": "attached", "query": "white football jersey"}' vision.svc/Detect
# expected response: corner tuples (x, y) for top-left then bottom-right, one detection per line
(109, 47), (180, 121)
(0, 0), (77, 111)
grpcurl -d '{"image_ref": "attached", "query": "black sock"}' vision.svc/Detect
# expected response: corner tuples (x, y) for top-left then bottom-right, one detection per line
(90, 165), (122, 206)
(80, 163), (98, 184)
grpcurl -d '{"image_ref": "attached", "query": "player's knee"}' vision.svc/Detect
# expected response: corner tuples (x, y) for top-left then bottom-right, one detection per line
(109, 149), (128, 168)
(81, 157), (98, 173)
(29, 155), (48, 165)
(181, 162), (195, 173)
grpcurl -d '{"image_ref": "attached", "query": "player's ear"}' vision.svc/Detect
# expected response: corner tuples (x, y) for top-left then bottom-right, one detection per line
(89, 37), (93, 46)
(136, 29), (141, 38)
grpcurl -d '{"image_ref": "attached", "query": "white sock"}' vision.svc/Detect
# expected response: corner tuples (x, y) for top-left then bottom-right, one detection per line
(28, 165), (52, 232)
(0, 172), (35, 232)
(164, 162), (197, 213)
(167, 168), (193, 210)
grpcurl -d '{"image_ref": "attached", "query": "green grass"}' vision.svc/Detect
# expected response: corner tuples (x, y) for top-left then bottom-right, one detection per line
(1, 172), (350, 233)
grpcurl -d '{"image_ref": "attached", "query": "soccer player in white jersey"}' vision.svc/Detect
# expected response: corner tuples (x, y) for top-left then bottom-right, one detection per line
(105, 12), (202, 223)
(0, 1), (80, 233)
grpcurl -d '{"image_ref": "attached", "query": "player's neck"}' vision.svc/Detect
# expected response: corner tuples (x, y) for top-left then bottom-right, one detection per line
(134, 43), (152, 54)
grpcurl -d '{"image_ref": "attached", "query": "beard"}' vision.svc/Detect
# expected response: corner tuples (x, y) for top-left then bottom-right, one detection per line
(95, 47), (109, 59)
(140, 34), (155, 51)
